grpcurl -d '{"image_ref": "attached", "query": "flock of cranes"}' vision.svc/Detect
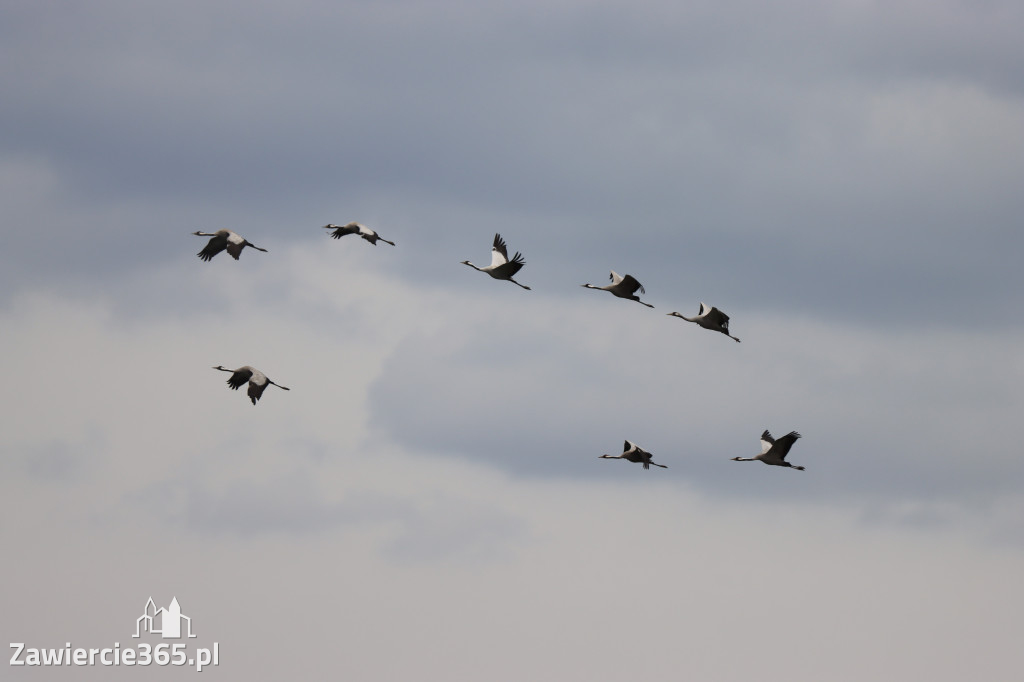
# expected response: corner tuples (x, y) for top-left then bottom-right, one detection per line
(193, 225), (806, 472)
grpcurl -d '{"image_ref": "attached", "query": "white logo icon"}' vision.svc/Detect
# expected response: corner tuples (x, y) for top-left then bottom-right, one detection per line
(133, 597), (196, 639)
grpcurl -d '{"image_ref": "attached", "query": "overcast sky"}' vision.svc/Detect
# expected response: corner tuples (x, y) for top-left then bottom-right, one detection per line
(2, 1), (1024, 680)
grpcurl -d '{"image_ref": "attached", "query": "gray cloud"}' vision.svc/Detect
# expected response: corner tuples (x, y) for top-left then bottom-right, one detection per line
(3, 1), (1023, 325)
(9, 435), (103, 483)
(140, 469), (530, 564)
(367, 293), (1024, 502)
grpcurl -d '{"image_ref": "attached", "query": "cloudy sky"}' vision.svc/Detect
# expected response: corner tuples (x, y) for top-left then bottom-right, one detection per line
(2, 1), (1023, 679)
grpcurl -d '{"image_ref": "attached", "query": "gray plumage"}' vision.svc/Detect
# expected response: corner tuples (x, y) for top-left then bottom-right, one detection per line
(667, 303), (740, 342)
(213, 365), (290, 405)
(582, 271), (654, 308)
(193, 230), (268, 261)
(732, 430), (804, 470)
(599, 440), (667, 470)
(322, 222), (395, 246)
(461, 233), (531, 290)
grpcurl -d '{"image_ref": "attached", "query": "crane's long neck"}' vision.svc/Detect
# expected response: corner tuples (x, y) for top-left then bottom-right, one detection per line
(462, 261), (483, 272)
(731, 457), (756, 462)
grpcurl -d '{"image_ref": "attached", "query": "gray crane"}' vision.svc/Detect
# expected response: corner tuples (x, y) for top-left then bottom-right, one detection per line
(322, 222), (395, 246)
(461, 233), (531, 290)
(667, 303), (740, 342)
(599, 440), (667, 470)
(213, 365), (290, 405)
(193, 230), (268, 261)
(732, 431), (804, 470)
(582, 271), (654, 308)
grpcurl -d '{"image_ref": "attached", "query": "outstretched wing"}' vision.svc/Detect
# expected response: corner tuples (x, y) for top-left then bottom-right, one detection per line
(197, 235), (227, 261)
(619, 274), (645, 295)
(355, 224), (384, 242)
(491, 233), (510, 266)
(226, 368), (253, 390)
(707, 307), (730, 330)
(247, 381), (267, 405)
(760, 430), (775, 454)
(324, 223), (358, 239)
(608, 271), (624, 285)
(224, 232), (247, 260)
(633, 445), (655, 469)
(623, 440), (637, 454)
(500, 251), (525, 276)
(246, 369), (269, 405)
(770, 431), (802, 459)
